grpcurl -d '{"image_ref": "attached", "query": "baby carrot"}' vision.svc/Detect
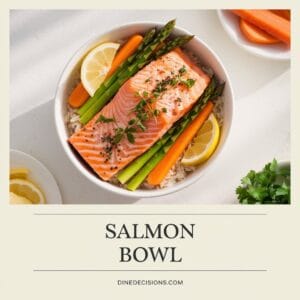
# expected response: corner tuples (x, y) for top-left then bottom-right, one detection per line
(147, 101), (214, 186)
(106, 34), (143, 78)
(231, 10), (290, 45)
(239, 18), (280, 44)
(270, 9), (290, 20)
(68, 82), (90, 108)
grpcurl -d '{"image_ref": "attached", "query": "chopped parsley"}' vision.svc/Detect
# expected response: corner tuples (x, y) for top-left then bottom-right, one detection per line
(153, 109), (160, 116)
(236, 159), (290, 204)
(96, 115), (115, 123)
(180, 78), (196, 88)
(128, 119), (136, 126)
(142, 91), (149, 97)
(153, 91), (160, 98)
(178, 65), (187, 74)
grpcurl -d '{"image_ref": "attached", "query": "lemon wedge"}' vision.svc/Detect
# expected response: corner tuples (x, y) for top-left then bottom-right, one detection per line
(81, 42), (120, 96)
(181, 113), (220, 166)
(10, 179), (46, 204)
(9, 192), (32, 204)
(10, 167), (29, 179)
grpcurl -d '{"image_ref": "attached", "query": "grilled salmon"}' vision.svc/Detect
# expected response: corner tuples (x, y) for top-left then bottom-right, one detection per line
(69, 50), (210, 181)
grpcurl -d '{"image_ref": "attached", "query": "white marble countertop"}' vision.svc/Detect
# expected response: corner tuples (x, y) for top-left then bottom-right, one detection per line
(10, 10), (290, 204)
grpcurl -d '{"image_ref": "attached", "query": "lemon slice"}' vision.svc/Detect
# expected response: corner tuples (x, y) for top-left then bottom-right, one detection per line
(81, 42), (120, 96)
(9, 192), (32, 204)
(10, 167), (29, 179)
(181, 113), (220, 166)
(10, 179), (46, 204)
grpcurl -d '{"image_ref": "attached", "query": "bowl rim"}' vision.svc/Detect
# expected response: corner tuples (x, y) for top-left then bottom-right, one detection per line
(54, 21), (234, 199)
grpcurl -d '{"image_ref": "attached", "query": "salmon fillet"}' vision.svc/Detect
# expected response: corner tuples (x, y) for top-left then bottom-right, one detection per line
(69, 50), (210, 181)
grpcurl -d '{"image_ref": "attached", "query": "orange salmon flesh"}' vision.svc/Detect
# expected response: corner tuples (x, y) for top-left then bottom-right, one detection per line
(69, 50), (210, 181)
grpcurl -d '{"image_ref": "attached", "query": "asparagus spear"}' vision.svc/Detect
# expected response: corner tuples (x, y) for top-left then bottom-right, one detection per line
(117, 134), (170, 184)
(122, 77), (224, 190)
(126, 130), (184, 191)
(117, 20), (176, 78)
(132, 35), (194, 75)
(77, 28), (157, 116)
(154, 35), (194, 58)
(79, 20), (178, 124)
(126, 149), (166, 191)
(125, 124), (189, 191)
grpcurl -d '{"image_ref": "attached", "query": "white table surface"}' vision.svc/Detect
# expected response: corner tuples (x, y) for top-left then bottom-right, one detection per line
(10, 10), (290, 204)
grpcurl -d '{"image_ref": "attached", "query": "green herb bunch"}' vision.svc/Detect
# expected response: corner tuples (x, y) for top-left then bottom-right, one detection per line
(236, 159), (290, 204)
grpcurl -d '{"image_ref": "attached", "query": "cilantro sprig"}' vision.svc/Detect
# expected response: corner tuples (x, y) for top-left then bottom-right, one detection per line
(236, 159), (290, 204)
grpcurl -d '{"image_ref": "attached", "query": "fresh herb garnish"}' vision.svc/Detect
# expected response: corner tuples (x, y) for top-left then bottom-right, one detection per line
(236, 159), (290, 204)
(100, 65), (197, 158)
(126, 131), (135, 144)
(180, 78), (196, 88)
(153, 77), (169, 93)
(110, 126), (138, 146)
(142, 91), (149, 97)
(153, 109), (160, 116)
(153, 91), (160, 98)
(128, 119), (136, 126)
(113, 128), (125, 144)
(178, 65), (187, 74)
(136, 120), (146, 131)
(169, 77), (178, 86)
(152, 67), (195, 95)
(96, 114), (115, 123)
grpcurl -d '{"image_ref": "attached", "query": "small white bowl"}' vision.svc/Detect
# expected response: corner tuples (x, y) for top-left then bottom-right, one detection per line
(217, 10), (290, 61)
(54, 22), (234, 198)
(10, 149), (62, 204)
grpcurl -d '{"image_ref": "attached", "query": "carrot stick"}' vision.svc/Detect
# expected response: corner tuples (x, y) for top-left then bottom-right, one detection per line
(239, 18), (280, 44)
(231, 10), (290, 45)
(106, 34), (143, 78)
(270, 10), (290, 20)
(68, 82), (90, 108)
(147, 101), (214, 186)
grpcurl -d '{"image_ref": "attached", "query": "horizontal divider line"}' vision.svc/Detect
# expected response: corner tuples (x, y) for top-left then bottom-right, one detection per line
(33, 269), (267, 272)
(34, 213), (267, 216)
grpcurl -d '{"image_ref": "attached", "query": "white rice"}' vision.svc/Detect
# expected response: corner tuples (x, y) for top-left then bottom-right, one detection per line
(65, 106), (82, 135)
(65, 49), (225, 190)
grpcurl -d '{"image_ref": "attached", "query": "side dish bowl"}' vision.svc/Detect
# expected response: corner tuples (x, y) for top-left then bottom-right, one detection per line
(54, 22), (234, 198)
(10, 149), (62, 204)
(217, 10), (290, 61)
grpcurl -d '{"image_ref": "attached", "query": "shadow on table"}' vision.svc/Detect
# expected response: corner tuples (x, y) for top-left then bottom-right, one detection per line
(10, 99), (139, 204)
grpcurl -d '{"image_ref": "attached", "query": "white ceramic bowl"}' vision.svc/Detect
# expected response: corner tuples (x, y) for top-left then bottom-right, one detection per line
(217, 10), (290, 61)
(54, 22), (234, 198)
